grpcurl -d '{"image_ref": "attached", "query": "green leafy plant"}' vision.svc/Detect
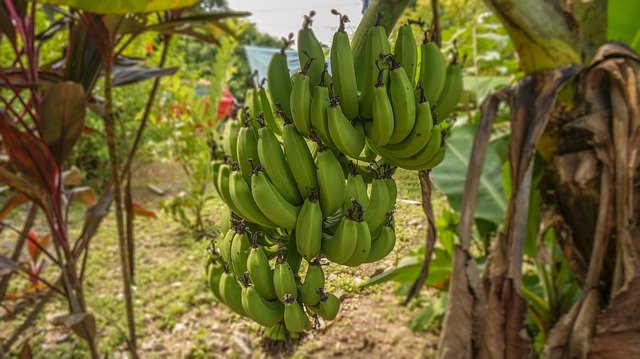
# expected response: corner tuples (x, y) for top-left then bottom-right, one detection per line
(0, 1), (247, 356)
(156, 35), (236, 237)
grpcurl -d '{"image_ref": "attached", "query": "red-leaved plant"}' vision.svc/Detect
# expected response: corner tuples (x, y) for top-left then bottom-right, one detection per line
(0, 1), (248, 357)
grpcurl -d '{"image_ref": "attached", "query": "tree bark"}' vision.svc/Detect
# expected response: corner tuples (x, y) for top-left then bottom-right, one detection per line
(456, 1), (640, 357)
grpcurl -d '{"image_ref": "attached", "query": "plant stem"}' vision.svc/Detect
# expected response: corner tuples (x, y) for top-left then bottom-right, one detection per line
(103, 55), (138, 358)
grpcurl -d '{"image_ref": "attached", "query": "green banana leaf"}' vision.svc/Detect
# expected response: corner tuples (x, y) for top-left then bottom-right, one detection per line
(608, 0), (640, 53)
(362, 249), (452, 289)
(36, 0), (198, 14)
(463, 76), (510, 104)
(430, 124), (507, 224)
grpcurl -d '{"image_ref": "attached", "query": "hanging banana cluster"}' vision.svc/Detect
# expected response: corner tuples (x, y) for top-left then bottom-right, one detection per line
(361, 17), (462, 170)
(207, 8), (462, 342)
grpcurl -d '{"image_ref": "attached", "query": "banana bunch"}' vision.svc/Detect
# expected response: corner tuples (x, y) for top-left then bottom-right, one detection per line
(207, 216), (341, 341)
(263, 11), (461, 171)
(207, 8), (464, 342)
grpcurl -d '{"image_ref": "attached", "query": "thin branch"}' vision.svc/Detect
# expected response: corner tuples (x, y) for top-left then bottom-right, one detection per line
(404, 171), (437, 304)
(430, 0), (441, 47)
(103, 51), (139, 357)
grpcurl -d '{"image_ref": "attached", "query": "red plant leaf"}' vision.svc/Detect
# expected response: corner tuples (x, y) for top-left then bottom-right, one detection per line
(26, 230), (39, 261)
(0, 191), (29, 219)
(132, 202), (157, 218)
(26, 231), (50, 262)
(0, 112), (60, 196)
(40, 82), (86, 166)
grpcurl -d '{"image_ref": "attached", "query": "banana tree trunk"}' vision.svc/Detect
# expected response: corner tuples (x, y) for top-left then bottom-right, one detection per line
(438, 0), (640, 358)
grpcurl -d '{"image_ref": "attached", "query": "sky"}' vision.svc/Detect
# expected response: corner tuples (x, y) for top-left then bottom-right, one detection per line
(226, 0), (366, 46)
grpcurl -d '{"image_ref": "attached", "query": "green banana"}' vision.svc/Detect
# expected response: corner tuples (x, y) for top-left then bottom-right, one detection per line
(369, 65), (394, 146)
(300, 260), (325, 305)
(343, 200), (371, 267)
(280, 109), (318, 199)
(359, 143), (378, 162)
(216, 163), (241, 215)
(222, 117), (240, 160)
(379, 84), (434, 157)
(384, 178), (397, 209)
(257, 83), (282, 135)
(262, 242), (280, 259)
(290, 57), (314, 136)
(321, 203), (360, 264)
(394, 23), (418, 87)
(247, 239), (277, 300)
(365, 214), (396, 263)
(276, 323), (287, 341)
(228, 170), (277, 228)
(208, 264), (224, 302)
(236, 118), (261, 184)
(283, 294), (311, 332)
(295, 188), (323, 261)
(316, 145), (346, 216)
(220, 205), (232, 233)
(219, 227), (235, 264)
(268, 34), (294, 119)
(264, 322), (286, 341)
(218, 271), (246, 316)
(434, 59), (463, 120)
(211, 160), (223, 198)
(364, 177), (390, 232)
(284, 236), (303, 277)
(343, 162), (370, 213)
(419, 39), (446, 104)
(359, 19), (390, 119)
(327, 99), (365, 159)
(309, 66), (335, 148)
(251, 167), (301, 229)
(402, 145), (447, 170)
(241, 284), (284, 327)
(297, 11), (325, 91)
(310, 290), (340, 321)
(257, 123), (302, 205)
(246, 86), (261, 119)
(230, 226), (250, 277)
(273, 259), (298, 302)
(379, 125), (443, 168)
(329, 11), (359, 120)
(386, 55), (416, 144)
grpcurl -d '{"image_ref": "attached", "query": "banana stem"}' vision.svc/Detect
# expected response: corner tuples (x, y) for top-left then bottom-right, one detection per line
(301, 10), (316, 29)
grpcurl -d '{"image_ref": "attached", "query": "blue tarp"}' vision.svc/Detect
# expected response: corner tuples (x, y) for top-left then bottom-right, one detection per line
(243, 45), (331, 89)
(244, 46), (301, 80)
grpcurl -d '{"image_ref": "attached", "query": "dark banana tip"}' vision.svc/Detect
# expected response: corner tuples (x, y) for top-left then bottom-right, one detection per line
(307, 187), (320, 203)
(283, 293), (295, 304)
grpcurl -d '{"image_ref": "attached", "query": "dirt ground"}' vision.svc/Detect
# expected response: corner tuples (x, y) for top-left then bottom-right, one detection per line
(0, 162), (441, 358)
